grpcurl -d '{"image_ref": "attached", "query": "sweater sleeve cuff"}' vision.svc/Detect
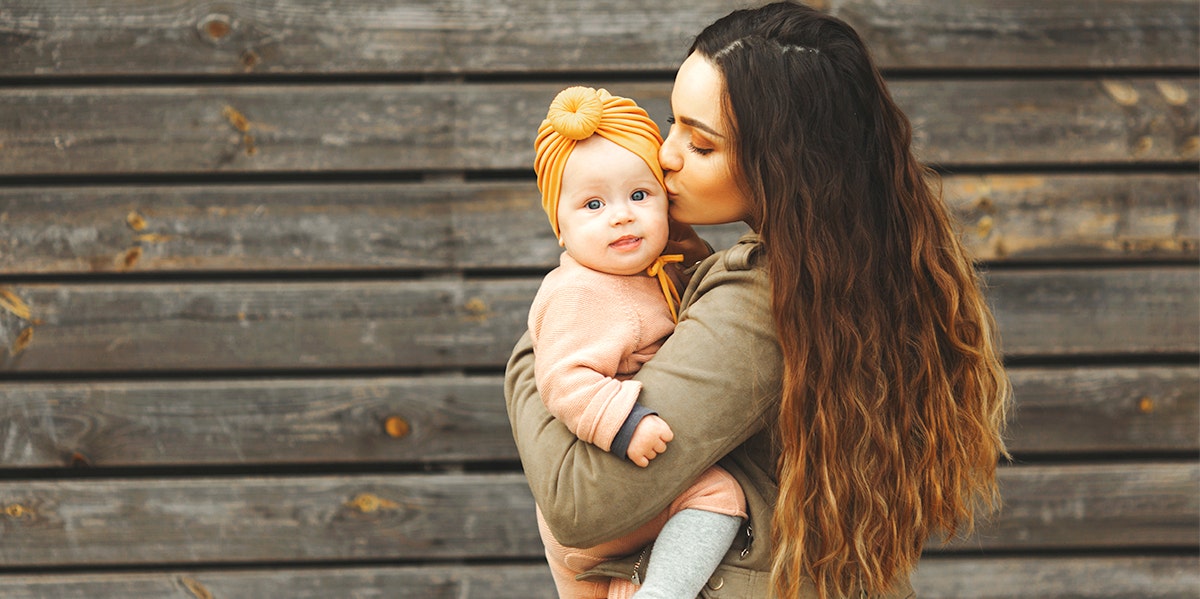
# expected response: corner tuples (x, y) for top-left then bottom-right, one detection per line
(609, 403), (657, 461)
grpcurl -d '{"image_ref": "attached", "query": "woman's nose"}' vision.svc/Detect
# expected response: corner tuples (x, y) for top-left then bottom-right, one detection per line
(659, 129), (681, 172)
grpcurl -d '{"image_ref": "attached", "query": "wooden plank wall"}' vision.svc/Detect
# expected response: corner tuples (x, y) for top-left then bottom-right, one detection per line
(1, 1), (1197, 597)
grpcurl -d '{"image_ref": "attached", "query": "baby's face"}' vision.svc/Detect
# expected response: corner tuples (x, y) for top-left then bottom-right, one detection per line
(556, 136), (669, 276)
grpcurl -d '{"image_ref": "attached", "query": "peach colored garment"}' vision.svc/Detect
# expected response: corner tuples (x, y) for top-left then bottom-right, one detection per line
(528, 252), (746, 597)
(537, 466), (746, 599)
(528, 252), (676, 452)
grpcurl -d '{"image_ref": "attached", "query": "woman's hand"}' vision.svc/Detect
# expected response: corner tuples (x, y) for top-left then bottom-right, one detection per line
(665, 220), (712, 267)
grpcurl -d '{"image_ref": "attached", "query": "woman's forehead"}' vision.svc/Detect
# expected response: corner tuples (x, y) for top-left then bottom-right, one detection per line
(671, 53), (728, 136)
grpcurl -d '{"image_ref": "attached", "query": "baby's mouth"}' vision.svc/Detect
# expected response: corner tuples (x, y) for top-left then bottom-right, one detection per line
(610, 235), (642, 250)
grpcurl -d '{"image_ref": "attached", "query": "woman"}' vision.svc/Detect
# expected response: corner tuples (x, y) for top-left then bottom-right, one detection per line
(506, 2), (1011, 597)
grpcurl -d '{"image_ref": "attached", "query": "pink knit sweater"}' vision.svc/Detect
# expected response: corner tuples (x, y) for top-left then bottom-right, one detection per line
(528, 252), (676, 452)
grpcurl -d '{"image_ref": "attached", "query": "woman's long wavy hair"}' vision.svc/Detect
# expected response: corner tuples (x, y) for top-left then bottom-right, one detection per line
(691, 3), (1011, 598)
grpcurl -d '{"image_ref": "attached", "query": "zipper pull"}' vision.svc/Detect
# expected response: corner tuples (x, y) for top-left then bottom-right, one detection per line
(632, 545), (650, 585)
(739, 524), (753, 559)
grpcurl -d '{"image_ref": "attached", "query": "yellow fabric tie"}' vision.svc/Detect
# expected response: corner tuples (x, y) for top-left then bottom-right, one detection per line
(646, 254), (684, 323)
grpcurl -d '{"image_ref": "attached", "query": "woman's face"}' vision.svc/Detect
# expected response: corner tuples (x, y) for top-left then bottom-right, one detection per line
(659, 52), (754, 227)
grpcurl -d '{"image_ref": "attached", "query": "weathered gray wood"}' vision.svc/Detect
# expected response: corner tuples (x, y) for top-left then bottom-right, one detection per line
(0, 182), (564, 274)
(0, 268), (1194, 372)
(1, 556), (1196, 599)
(952, 462), (1199, 551)
(942, 173), (1199, 262)
(0, 0), (735, 77)
(0, 565), (558, 599)
(825, 0), (1200, 71)
(0, 367), (1193, 469)
(0, 278), (538, 372)
(1, 78), (1195, 176)
(0, 376), (517, 467)
(1008, 366), (1199, 455)
(0, 464), (1193, 566)
(985, 266), (1199, 357)
(895, 78), (1199, 167)
(1, 0), (1194, 77)
(1, 174), (1195, 275)
(911, 555), (1200, 599)
(0, 473), (543, 567)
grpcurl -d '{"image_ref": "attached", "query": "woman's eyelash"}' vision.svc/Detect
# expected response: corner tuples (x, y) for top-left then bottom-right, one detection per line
(667, 115), (714, 155)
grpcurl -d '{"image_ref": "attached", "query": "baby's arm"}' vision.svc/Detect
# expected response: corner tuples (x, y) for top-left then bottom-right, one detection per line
(530, 284), (649, 452)
(625, 413), (674, 467)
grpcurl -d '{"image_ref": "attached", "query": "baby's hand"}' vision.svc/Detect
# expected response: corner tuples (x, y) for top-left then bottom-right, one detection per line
(626, 415), (674, 468)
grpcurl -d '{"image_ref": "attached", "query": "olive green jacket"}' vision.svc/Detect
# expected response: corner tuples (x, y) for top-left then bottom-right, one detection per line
(505, 234), (914, 598)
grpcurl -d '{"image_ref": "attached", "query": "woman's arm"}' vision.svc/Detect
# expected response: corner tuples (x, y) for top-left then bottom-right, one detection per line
(505, 250), (781, 548)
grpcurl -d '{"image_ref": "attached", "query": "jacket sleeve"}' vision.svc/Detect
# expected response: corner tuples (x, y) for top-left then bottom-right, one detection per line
(505, 256), (782, 548)
(530, 284), (644, 452)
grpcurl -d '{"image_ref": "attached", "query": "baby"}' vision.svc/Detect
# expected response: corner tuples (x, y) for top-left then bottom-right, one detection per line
(526, 86), (745, 599)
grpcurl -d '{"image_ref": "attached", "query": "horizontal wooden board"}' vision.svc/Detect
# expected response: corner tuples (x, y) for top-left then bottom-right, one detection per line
(0, 463), (1194, 567)
(942, 173), (1199, 262)
(1, 78), (1195, 176)
(0, 473), (543, 567)
(0, 0), (1194, 76)
(1, 556), (1197, 599)
(976, 462), (1199, 551)
(1007, 366), (1200, 455)
(0, 268), (1194, 372)
(911, 555), (1200, 599)
(0, 376), (516, 467)
(0, 367), (1194, 469)
(1, 174), (1195, 275)
(825, 0), (1200, 71)
(0, 278), (539, 372)
(984, 266), (1198, 357)
(0, 565), (558, 599)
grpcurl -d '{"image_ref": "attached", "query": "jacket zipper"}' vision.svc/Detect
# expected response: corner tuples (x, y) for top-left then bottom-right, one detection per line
(739, 524), (754, 559)
(631, 545), (651, 585)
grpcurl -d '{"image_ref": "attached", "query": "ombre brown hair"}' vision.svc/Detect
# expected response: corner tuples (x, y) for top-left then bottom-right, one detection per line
(690, 3), (1011, 597)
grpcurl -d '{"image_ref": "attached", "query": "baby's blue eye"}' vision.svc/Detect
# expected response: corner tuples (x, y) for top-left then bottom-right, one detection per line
(631, 190), (646, 201)
(586, 199), (603, 210)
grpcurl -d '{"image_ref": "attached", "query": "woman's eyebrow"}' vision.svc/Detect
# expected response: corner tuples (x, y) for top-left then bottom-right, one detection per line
(678, 115), (725, 139)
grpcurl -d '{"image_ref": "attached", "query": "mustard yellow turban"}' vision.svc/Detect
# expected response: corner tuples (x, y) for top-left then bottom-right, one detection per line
(534, 86), (666, 238)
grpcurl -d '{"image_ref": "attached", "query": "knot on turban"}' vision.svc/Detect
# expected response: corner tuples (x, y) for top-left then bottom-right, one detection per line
(534, 86), (666, 238)
(545, 87), (604, 141)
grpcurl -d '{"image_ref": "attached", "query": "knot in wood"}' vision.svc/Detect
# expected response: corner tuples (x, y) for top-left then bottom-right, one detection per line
(1137, 396), (1155, 414)
(198, 14), (234, 43)
(384, 415), (410, 438)
(4, 503), (32, 519)
(347, 493), (398, 514)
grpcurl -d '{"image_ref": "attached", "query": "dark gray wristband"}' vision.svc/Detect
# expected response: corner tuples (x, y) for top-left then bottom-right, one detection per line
(610, 403), (657, 461)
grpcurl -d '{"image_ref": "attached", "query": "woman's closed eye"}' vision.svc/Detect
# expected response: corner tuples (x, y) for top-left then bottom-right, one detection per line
(666, 116), (715, 156)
